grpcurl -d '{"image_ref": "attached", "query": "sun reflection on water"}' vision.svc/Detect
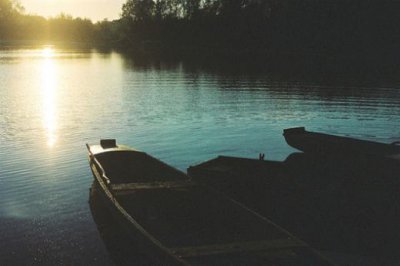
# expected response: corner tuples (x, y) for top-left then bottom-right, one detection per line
(41, 47), (58, 147)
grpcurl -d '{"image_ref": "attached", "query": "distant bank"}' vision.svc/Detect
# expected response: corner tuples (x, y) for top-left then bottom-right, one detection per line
(1, 0), (399, 84)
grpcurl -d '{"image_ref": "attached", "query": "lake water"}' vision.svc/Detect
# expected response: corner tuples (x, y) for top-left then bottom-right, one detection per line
(1, 46), (399, 265)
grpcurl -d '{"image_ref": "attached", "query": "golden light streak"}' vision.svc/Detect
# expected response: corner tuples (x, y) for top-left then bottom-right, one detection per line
(40, 48), (58, 147)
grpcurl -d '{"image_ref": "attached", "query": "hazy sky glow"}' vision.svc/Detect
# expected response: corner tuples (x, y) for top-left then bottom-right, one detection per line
(20, 0), (125, 22)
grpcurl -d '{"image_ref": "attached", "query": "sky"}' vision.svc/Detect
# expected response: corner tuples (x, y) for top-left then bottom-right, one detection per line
(20, 0), (126, 22)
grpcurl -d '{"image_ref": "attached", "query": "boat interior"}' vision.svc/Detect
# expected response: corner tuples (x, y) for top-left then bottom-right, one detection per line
(94, 150), (189, 184)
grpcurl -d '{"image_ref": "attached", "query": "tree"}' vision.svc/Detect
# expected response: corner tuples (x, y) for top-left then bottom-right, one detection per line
(0, 0), (23, 39)
(122, 0), (155, 22)
(183, 0), (200, 19)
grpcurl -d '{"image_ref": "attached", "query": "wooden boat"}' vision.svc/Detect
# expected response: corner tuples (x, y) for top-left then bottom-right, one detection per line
(86, 139), (332, 265)
(283, 127), (400, 159)
(188, 154), (400, 261)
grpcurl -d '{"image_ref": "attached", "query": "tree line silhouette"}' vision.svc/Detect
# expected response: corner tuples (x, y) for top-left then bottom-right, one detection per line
(0, 0), (120, 44)
(1, 0), (399, 76)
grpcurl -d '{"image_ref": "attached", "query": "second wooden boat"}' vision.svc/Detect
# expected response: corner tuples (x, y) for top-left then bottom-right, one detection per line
(283, 127), (400, 159)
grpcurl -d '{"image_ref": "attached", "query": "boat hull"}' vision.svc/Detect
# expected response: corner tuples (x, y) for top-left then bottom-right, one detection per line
(88, 158), (185, 265)
(283, 127), (400, 159)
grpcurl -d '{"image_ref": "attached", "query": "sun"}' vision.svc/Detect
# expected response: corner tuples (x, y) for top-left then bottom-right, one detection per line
(41, 47), (54, 58)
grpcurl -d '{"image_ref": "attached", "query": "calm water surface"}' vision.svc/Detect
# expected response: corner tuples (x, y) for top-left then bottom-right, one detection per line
(1, 47), (399, 264)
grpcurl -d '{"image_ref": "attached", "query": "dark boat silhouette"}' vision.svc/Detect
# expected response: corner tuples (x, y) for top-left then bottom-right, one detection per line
(86, 139), (332, 265)
(188, 152), (400, 263)
(283, 127), (400, 159)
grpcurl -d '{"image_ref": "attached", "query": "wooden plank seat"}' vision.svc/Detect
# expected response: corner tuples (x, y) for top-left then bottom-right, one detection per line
(110, 180), (195, 192)
(171, 239), (307, 258)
